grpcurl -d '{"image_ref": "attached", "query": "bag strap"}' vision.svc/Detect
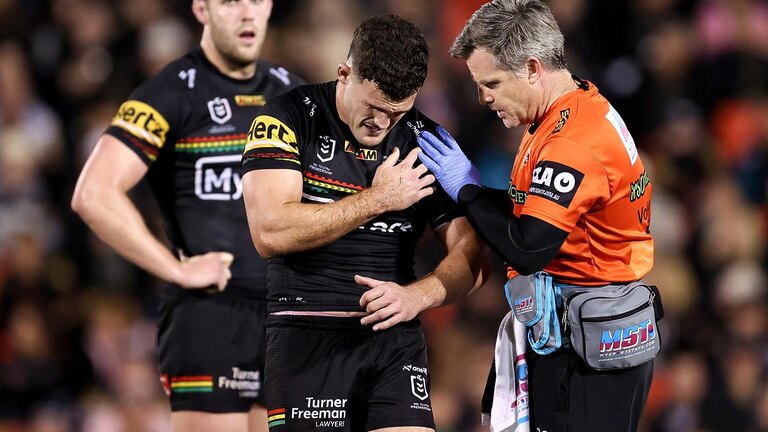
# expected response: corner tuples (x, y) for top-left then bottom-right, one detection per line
(649, 285), (664, 321)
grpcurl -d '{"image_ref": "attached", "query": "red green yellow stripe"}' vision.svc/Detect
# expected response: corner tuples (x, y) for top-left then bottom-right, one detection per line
(268, 408), (286, 428)
(176, 134), (247, 153)
(170, 376), (213, 393)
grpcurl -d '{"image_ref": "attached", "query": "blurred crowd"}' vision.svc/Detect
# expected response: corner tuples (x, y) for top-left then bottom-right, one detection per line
(0, 0), (767, 431)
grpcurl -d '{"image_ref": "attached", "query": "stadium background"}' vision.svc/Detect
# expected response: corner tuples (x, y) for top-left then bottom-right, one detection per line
(1, 0), (767, 430)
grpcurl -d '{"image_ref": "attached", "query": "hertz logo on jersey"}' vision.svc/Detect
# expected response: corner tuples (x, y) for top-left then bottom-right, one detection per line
(344, 141), (378, 161)
(111, 100), (170, 148)
(235, 95), (266, 106)
(245, 115), (298, 155)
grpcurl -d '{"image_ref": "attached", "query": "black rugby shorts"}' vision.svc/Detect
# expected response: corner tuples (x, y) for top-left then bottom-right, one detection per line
(157, 289), (268, 412)
(264, 315), (435, 432)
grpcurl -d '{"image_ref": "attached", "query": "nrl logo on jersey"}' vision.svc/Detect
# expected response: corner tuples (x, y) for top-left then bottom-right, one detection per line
(208, 97), (232, 124)
(317, 135), (336, 163)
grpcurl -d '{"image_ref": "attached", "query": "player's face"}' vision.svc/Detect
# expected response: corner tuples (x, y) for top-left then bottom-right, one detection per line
(203, 0), (272, 66)
(337, 66), (416, 147)
(466, 49), (535, 128)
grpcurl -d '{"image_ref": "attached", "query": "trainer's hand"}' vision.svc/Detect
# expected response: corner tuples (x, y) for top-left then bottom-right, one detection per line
(417, 126), (481, 201)
(369, 147), (435, 212)
(356, 274), (428, 331)
(176, 252), (234, 292)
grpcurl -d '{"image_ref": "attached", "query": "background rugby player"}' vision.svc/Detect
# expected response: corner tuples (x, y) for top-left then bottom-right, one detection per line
(71, 0), (302, 431)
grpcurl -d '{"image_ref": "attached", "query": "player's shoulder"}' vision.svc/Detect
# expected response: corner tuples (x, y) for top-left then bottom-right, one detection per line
(393, 107), (441, 143)
(129, 50), (203, 101)
(256, 59), (305, 90)
(263, 81), (334, 119)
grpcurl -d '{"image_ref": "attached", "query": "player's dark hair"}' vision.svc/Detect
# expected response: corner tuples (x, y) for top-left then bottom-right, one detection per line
(348, 14), (429, 101)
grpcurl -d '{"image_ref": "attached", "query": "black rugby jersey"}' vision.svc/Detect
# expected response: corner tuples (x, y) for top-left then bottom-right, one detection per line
(105, 48), (302, 297)
(241, 81), (460, 312)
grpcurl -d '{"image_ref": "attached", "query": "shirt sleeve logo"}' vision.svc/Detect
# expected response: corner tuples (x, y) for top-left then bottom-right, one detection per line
(111, 100), (170, 148)
(245, 115), (298, 154)
(528, 161), (584, 208)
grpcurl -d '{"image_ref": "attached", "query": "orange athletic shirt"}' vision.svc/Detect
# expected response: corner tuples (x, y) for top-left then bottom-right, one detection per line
(506, 82), (653, 285)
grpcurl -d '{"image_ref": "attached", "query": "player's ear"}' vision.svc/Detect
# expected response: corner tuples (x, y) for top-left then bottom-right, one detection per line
(337, 62), (352, 84)
(191, 0), (209, 25)
(526, 57), (542, 85)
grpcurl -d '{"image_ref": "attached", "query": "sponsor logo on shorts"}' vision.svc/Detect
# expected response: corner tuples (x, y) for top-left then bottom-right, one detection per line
(285, 397), (348, 428)
(170, 375), (213, 393)
(194, 155), (242, 201)
(111, 100), (170, 148)
(528, 161), (584, 208)
(235, 95), (266, 106)
(599, 319), (657, 358)
(218, 367), (261, 398)
(208, 97), (232, 124)
(410, 375), (428, 401)
(403, 364), (431, 411)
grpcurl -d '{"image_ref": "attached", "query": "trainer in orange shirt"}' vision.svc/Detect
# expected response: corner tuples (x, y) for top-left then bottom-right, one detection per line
(417, 1), (655, 431)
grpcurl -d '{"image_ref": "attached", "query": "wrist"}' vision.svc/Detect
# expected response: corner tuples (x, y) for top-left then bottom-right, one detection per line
(458, 183), (482, 205)
(168, 261), (188, 287)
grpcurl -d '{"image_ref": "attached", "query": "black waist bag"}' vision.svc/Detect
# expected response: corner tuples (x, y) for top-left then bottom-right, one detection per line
(562, 282), (663, 371)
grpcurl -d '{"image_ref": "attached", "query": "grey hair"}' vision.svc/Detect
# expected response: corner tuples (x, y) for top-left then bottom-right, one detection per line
(450, 0), (567, 74)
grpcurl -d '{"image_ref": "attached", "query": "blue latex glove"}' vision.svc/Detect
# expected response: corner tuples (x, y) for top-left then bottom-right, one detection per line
(417, 126), (481, 201)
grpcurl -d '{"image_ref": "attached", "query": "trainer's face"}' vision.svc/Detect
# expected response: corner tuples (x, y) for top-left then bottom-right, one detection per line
(336, 64), (416, 147)
(466, 48), (536, 128)
(196, 0), (272, 66)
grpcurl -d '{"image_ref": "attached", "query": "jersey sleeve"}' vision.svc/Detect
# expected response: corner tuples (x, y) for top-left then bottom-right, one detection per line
(521, 137), (610, 232)
(241, 95), (304, 173)
(103, 73), (183, 165)
(408, 113), (463, 228)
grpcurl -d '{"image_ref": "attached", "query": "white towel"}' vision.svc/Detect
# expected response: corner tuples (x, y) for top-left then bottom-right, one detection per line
(489, 311), (530, 432)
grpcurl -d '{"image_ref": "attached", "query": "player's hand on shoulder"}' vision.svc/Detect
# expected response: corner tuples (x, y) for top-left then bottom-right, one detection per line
(370, 147), (435, 212)
(356, 274), (428, 331)
(176, 252), (234, 292)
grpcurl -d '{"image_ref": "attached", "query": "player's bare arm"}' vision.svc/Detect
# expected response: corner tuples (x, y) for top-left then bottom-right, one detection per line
(242, 146), (434, 258)
(71, 135), (233, 291)
(357, 216), (489, 330)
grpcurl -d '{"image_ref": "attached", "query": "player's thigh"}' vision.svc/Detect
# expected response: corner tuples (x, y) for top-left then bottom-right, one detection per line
(264, 316), (364, 432)
(249, 404), (268, 432)
(172, 411), (249, 432)
(158, 292), (267, 413)
(362, 324), (436, 432)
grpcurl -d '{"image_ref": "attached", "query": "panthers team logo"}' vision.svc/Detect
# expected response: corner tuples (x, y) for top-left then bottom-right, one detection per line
(207, 97), (232, 124)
